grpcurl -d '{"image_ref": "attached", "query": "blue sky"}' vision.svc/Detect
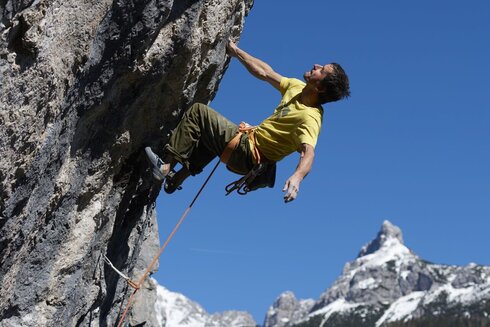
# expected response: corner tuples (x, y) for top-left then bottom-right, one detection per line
(153, 0), (490, 324)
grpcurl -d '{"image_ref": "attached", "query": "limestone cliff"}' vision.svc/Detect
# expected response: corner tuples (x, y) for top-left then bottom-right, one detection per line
(0, 0), (253, 326)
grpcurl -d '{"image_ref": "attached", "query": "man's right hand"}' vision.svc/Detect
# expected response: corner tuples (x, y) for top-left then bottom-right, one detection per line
(227, 39), (239, 57)
(225, 38), (282, 90)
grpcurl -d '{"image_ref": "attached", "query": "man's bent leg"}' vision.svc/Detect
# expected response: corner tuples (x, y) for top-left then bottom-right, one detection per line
(164, 103), (238, 175)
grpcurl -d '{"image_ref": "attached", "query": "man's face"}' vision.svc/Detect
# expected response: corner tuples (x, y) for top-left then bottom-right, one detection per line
(304, 64), (334, 87)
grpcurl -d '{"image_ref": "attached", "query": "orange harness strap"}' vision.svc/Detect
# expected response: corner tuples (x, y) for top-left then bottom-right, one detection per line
(220, 122), (262, 165)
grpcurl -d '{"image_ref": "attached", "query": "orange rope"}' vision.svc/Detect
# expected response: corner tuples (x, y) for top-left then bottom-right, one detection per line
(116, 160), (221, 327)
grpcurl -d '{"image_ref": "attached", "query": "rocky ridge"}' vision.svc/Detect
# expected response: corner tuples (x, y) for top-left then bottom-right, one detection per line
(0, 0), (253, 326)
(264, 221), (490, 327)
(154, 281), (257, 327)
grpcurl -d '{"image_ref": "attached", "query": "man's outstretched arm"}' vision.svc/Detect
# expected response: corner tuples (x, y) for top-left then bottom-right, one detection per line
(283, 143), (315, 203)
(227, 40), (283, 90)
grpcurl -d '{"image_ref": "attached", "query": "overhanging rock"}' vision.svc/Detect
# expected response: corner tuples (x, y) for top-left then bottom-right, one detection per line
(0, 0), (254, 325)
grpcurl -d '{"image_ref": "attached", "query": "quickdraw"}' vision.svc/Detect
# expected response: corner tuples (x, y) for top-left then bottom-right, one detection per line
(103, 255), (140, 290)
(225, 163), (268, 195)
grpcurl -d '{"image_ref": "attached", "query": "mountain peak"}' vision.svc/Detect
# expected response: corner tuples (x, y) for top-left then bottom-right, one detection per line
(380, 220), (404, 242)
(358, 220), (404, 257)
(296, 220), (490, 327)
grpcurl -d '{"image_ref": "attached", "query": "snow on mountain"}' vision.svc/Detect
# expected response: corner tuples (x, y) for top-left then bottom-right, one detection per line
(153, 280), (257, 327)
(375, 278), (490, 327)
(264, 220), (490, 327)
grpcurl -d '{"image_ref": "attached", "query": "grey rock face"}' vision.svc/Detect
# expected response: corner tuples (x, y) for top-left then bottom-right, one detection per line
(207, 311), (257, 327)
(0, 0), (253, 326)
(264, 220), (490, 327)
(264, 291), (314, 327)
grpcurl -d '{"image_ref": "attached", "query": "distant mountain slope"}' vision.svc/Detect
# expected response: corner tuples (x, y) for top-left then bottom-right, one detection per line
(264, 221), (490, 327)
(153, 281), (257, 327)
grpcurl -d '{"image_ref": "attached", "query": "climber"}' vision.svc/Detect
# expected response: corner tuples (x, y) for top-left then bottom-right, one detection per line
(145, 39), (350, 203)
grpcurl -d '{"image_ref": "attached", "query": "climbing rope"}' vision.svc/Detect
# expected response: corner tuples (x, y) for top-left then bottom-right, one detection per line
(116, 159), (221, 327)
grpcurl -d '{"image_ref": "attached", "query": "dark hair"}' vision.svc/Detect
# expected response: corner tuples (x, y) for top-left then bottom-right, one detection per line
(318, 63), (350, 104)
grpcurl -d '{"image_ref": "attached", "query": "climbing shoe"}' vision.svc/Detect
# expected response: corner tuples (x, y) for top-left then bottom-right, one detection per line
(145, 147), (168, 181)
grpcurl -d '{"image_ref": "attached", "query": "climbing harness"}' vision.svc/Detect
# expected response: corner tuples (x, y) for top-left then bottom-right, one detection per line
(116, 159), (221, 327)
(220, 122), (263, 165)
(221, 122), (276, 195)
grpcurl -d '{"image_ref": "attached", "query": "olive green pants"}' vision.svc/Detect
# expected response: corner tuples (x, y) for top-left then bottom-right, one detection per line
(164, 103), (255, 175)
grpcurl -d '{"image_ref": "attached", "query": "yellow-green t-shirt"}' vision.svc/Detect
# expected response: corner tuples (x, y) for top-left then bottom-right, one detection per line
(254, 78), (323, 162)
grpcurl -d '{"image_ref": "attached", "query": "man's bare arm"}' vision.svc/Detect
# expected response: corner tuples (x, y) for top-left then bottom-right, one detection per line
(283, 143), (315, 203)
(227, 40), (283, 90)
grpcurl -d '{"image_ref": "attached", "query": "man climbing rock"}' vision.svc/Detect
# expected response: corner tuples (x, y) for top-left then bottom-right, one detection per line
(145, 40), (350, 203)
